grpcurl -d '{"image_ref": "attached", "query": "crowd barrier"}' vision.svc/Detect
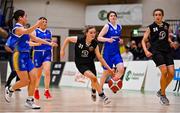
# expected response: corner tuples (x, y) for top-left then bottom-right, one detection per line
(5, 60), (180, 92)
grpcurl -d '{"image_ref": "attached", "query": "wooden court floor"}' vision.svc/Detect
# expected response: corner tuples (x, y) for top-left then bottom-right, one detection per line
(0, 86), (180, 113)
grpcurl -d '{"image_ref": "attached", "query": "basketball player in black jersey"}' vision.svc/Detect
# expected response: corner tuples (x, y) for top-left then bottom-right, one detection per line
(60, 26), (114, 104)
(142, 8), (176, 105)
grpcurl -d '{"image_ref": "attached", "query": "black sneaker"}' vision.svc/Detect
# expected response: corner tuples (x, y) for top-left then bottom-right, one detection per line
(15, 89), (21, 92)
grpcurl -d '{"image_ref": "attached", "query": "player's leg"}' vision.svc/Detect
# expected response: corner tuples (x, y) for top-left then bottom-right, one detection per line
(5, 55), (17, 87)
(26, 59), (40, 109)
(166, 65), (174, 88)
(100, 70), (111, 89)
(165, 53), (174, 89)
(114, 53), (124, 80)
(159, 65), (168, 96)
(5, 52), (30, 102)
(42, 61), (52, 99)
(100, 54), (113, 89)
(33, 51), (43, 99)
(84, 70), (111, 104)
(5, 71), (30, 102)
(34, 67), (42, 99)
(152, 52), (169, 105)
(158, 65), (170, 105)
(115, 63), (124, 80)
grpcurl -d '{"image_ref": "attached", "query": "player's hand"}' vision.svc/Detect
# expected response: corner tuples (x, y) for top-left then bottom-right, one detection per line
(119, 38), (123, 45)
(34, 42), (41, 46)
(50, 42), (58, 47)
(107, 38), (115, 43)
(109, 68), (115, 76)
(170, 42), (177, 49)
(36, 19), (44, 27)
(145, 50), (152, 58)
(60, 50), (65, 59)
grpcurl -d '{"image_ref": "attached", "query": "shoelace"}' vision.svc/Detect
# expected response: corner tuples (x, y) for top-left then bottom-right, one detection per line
(161, 96), (168, 103)
(27, 98), (35, 106)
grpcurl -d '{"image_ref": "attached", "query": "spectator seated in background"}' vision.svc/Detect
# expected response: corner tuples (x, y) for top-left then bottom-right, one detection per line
(172, 26), (180, 59)
(119, 38), (125, 54)
(121, 44), (133, 62)
(137, 42), (146, 60)
(129, 40), (138, 60)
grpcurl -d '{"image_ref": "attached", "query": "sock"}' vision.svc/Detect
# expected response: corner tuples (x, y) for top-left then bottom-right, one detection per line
(27, 96), (34, 100)
(99, 92), (106, 99)
(9, 86), (14, 92)
(45, 89), (49, 91)
(91, 89), (96, 93)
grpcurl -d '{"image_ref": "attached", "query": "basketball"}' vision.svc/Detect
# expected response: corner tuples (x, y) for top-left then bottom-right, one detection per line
(108, 77), (123, 93)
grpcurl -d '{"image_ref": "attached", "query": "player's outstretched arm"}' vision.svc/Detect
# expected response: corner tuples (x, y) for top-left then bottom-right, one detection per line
(60, 36), (77, 58)
(95, 45), (114, 75)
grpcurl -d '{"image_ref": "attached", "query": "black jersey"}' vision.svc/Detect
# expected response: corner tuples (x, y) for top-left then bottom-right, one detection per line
(75, 37), (98, 64)
(148, 22), (171, 53)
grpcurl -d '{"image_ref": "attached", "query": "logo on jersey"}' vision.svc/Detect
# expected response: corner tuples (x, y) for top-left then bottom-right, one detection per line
(159, 31), (166, 40)
(164, 25), (168, 30)
(153, 27), (158, 32)
(81, 50), (89, 57)
(78, 44), (83, 49)
(89, 46), (94, 52)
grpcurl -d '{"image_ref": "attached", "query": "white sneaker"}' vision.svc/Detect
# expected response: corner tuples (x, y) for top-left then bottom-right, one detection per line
(160, 95), (169, 105)
(100, 96), (111, 105)
(103, 96), (111, 105)
(25, 98), (41, 109)
(4, 86), (13, 103)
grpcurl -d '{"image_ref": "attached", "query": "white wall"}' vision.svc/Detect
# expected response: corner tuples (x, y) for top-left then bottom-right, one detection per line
(142, 0), (180, 26)
(13, 0), (180, 61)
(14, 0), (85, 28)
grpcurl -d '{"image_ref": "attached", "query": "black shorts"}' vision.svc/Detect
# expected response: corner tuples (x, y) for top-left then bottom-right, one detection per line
(152, 51), (174, 67)
(75, 62), (96, 76)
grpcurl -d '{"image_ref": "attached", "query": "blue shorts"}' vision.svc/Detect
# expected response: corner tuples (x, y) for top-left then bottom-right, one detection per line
(13, 51), (34, 72)
(103, 53), (123, 70)
(33, 50), (52, 68)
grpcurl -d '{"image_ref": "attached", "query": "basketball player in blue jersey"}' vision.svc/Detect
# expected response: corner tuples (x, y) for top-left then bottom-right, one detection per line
(4, 9), (57, 109)
(142, 8), (175, 105)
(33, 17), (53, 100)
(98, 11), (124, 92)
(4, 35), (40, 89)
(4, 36), (20, 89)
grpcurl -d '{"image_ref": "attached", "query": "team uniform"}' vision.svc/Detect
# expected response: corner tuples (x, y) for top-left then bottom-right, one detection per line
(102, 23), (123, 69)
(12, 23), (34, 72)
(33, 28), (52, 68)
(75, 37), (98, 75)
(148, 22), (174, 67)
(74, 37), (110, 104)
(5, 35), (20, 87)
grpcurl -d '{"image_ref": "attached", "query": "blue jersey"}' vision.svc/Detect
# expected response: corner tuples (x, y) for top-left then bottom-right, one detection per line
(34, 28), (52, 50)
(103, 23), (122, 55)
(12, 23), (31, 52)
(5, 35), (19, 51)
